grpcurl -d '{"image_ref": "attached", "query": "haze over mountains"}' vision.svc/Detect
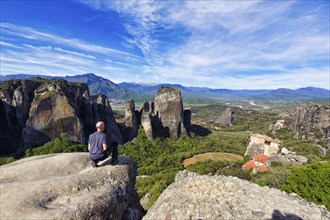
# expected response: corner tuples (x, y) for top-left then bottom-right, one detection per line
(1, 73), (329, 101)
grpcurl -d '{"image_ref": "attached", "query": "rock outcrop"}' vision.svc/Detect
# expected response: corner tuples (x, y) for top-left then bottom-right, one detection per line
(23, 80), (86, 146)
(291, 105), (330, 148)
(214, 107), (234, 126)
(0, 153), (143, 220)
(266, 154), (308, 166)
(83, 93), (123, 145)
(0, 79), (42, 155)
(143, 171), (330, 220)
(154, 86), (186, 140)
(140, 101), (154, 141)
(0, 79), (123, 155)
(269, 119), (285, 131)
(123, 100), (138, 141)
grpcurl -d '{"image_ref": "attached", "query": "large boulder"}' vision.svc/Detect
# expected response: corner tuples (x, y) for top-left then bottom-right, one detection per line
(154, 86), (184, 140)
(0, 153), (143, 220)
(143, 171), (329, 220)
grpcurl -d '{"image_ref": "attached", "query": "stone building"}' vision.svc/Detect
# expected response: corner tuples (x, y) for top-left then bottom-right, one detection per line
(244, 134), (281, 157)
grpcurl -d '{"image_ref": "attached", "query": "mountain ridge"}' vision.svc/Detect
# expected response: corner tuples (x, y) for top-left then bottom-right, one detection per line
(1, 73), (328, 101)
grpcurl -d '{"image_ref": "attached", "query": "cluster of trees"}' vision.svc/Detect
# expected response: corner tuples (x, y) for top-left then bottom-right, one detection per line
(281, 161), (330, 210)
(119, 127), (249, 209)
(25, 133), (87, 156)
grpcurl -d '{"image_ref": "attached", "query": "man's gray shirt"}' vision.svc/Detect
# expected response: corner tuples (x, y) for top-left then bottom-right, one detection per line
(88, 131), (106, 160)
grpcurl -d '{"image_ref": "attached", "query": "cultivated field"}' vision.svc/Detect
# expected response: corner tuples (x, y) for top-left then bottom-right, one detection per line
(182, 152), (244, 167)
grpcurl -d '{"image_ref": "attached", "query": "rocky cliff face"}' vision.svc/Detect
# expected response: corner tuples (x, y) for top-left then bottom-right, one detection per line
(0, 153), (143, 219)
(154, 86), (190, 140)
(214, 107), (234, 126)
(0, 79), (42, 155)
(291, 105), (330, 148)
(0, 79), (123, 155)
(140, 101), (154, 141)
(23, 80), (86, 146)
(123, 100), (138, 141)
(143, 170), (330, 220)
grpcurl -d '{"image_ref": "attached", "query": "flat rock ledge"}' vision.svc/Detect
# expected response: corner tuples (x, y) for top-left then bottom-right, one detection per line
(143, 170), (330, 220)
(0, 153), (143, 220)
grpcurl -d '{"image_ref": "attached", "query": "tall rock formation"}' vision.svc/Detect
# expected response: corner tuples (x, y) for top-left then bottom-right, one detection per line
(140, 101), (154, 141)
(143, 170), (330, 220)
(154, 86), (186, 140)
(123, 100), (138, 141)
(0, 79), (42, 155)
(0, 153), (143, 219)
(291, 105), (330, 148)
(23, 80), (86, 146)
(214, 107), (235, 126)
(83, 93), (124, 145)
(0, 78), (123, 155)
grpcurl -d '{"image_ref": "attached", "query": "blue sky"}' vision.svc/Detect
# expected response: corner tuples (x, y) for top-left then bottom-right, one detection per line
(0, 0), (329, 89)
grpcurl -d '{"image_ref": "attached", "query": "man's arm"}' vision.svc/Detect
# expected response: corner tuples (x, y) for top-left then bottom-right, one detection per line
(88, 144), (91, 151)
(103, 143), (108, 151)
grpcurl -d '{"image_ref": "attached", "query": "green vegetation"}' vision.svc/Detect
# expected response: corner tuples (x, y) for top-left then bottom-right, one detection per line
(281, 162), (330, 210)
(275, 129), (323, 159)
(119, 127), (249, 209)
(0, 157), (16, 166)
(182, 152), (243, 167)
(25, 133), (87, 156)
(187, 160), (251, 180)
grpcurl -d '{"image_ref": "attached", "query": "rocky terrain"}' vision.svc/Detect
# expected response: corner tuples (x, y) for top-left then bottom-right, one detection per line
(143, 170), (330, 220)
(0, 153), (143, 219)
(0, 79), (194, 155)
(0, 79), (42, 155)
(0, 78), (123, 155)
(291, 105), (330, 149)
(116, 86), (192, 142)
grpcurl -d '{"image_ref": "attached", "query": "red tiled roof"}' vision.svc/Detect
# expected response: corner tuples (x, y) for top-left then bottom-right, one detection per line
(258, 166), (268, 171)
(252, 154), (269, 164)
(242, 156), (269, 172)
(242, 161), (257, 169)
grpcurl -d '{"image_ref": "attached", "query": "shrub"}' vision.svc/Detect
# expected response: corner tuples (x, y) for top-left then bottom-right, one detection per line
(281, 162), (330, 210)
(25, 133), (87, 156)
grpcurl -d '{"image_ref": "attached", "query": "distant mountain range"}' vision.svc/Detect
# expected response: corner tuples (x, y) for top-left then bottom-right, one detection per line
(1, 73), (329, 101)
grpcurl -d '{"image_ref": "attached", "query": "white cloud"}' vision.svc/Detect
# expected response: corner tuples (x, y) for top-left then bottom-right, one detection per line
(0, 23), (143, 61)
(2, 0), (329, 89)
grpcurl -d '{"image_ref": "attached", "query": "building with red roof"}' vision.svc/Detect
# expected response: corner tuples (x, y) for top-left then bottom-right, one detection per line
(242, 154), (269, 172)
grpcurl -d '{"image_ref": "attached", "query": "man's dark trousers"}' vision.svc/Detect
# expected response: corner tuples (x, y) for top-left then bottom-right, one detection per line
(91, 142), (118, 164)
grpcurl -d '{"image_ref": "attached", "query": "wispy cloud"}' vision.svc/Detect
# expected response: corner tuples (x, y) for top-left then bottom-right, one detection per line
(77, 0), (329, 89)
(1, 0), (329, 89)
(0, 23), (143, 61)
(0, 22), (146, 81)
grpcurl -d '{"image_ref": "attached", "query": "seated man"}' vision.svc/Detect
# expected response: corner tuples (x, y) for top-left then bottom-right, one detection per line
(88, 121), (118, 167)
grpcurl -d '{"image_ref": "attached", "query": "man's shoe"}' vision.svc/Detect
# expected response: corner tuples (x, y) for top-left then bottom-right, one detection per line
(91, 160), (98, 168)
(110, 159), (118, 166)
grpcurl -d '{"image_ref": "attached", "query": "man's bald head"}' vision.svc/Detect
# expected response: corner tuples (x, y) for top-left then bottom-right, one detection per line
(96, 121), (105, 131)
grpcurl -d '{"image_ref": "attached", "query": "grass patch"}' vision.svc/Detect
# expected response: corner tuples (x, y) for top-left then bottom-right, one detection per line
(182, 152), (243, 167)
